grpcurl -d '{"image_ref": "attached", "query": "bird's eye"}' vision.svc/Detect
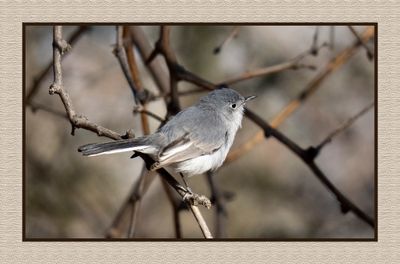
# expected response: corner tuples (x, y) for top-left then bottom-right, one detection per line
(231, 103), (237, 109)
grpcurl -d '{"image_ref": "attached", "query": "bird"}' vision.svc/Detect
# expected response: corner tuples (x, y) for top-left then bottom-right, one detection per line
(78, 87), (256, 179)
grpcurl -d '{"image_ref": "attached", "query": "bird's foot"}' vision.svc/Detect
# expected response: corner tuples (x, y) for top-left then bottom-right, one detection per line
(183, 191), (211, 209)
(149, 161), (161, 171)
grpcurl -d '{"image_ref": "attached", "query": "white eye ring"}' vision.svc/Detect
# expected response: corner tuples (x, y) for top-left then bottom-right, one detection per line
(231, 103), (237, 109)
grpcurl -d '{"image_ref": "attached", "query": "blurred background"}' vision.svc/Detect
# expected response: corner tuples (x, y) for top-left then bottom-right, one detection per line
(24, 25), (375, 239)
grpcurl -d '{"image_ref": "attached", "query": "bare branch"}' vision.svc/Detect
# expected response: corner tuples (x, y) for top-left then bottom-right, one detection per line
(113, 26), (139, 104)
(316, 102), (374, 151)
(106, 167), (154, 238)
(49, 26), (124, 140)
(213, 26), (239, 54)
(311, 26), (320, 55)
(329, 26), (335, 50)
(130, 27), (170, 94)
(244, 108), (374, 227)
(26, 26), (88, 103)
(348, 26), (374, 60)
(133, 106), (165, 123)
(207, 171), (227, 238)
(226, 26), (375, 163)
(160, 179), (183, 238)
(219, 60), (316, 86)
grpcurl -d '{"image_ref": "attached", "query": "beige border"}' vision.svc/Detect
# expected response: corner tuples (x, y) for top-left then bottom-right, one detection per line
(1, 1), (398, 263)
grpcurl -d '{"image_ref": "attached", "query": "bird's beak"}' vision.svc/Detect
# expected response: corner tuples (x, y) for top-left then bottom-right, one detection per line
(245, 95), (257, 102)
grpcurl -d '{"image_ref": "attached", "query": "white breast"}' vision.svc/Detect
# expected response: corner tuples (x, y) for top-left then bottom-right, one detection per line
(175, 109), (243, 176)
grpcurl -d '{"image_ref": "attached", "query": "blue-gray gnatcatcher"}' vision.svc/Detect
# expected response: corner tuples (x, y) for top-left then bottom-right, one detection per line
(78, 87), (256, 176)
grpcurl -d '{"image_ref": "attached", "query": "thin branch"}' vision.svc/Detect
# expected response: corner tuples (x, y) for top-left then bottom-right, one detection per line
(148, 26), (181, 114)
(226, 26), (375, 163)
(160, 178), (183, 238)
(139, 154), (212, 238)
(130, 27), (170, 94)
(310, 26), (320, 55)
(215, 42), (327, 87)
(106, 166), (152, 238)
(329, 26), (335, 50)
(348, 26), (374, 60)
(133, 106), (165, 123)
(49, 26), (124, 140)
(213, 26), (239, 54)
(244, 108), (374, 227)
(315, 102), (374, 151)
(26, 26), (88, 103)
(113, 26), (139, 104)
(218, 60), (316, 86)
(207, 171), (227, 238)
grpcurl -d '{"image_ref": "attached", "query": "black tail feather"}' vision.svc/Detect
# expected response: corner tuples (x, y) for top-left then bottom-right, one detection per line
(78, 139), (139, 156)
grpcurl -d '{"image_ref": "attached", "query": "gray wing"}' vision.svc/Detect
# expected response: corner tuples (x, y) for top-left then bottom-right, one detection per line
(156, 106), (227, 165)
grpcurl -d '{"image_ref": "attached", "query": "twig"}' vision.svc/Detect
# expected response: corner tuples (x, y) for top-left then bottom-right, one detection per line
(244, 108), (374, 227)
(348, 26), (374, 60)
(219, 60), (316, 86)
(315, 102), (374, 151)
(311, 26), (320, 55)
(106, 168), (154, 238)
(226, 26), (375, 163)
(49, 26), (124, 140)
(139, 154), (212, 238)
(130, 27), (170, 95)
(217, 43), (327, 86)
(133, 106), (165, 123)
(147, 26), (181, 115)
(329, 26), (335, 50)
(213, 26), (239, 54)
(207, 171), (227, 238)
(160, 179), (183, 238)
(113, 26), (139, 104)
(26, 26), (88, 103)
